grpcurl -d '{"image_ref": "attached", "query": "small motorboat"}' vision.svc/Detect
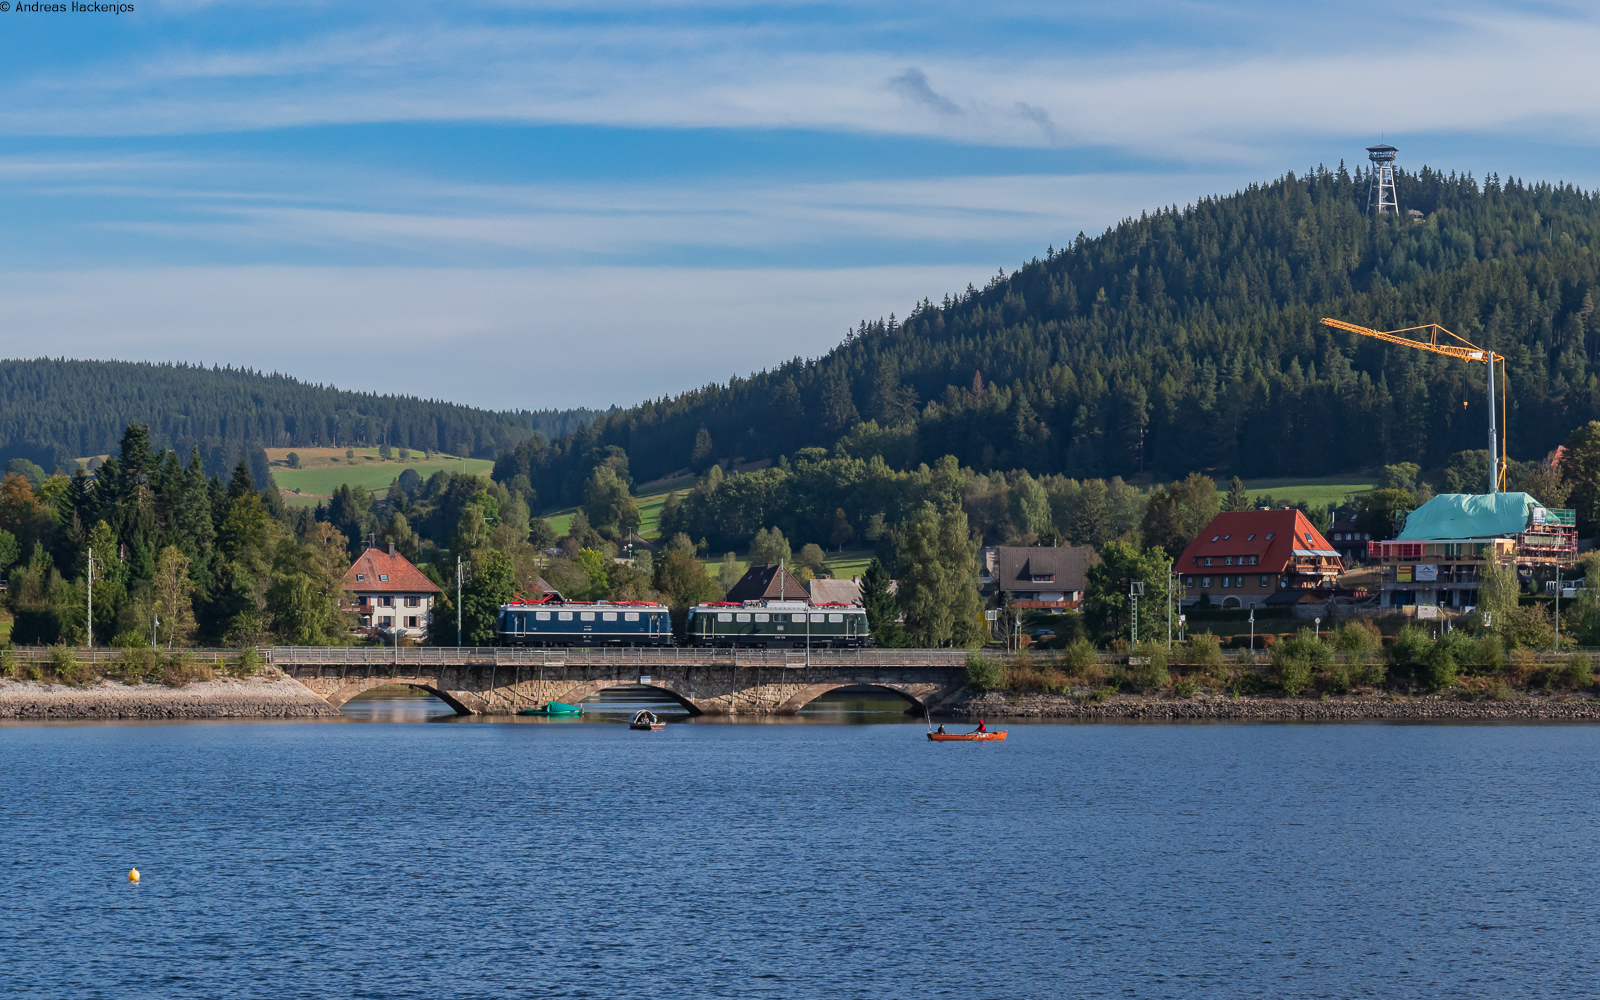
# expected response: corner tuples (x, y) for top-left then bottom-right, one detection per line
(629, 710), (666, 731)
(518, 701), (583, 716)
(927, 730), (1007, 742)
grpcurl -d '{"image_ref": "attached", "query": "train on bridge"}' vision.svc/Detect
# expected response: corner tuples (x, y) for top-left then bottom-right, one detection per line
(497, 596), (872, 648)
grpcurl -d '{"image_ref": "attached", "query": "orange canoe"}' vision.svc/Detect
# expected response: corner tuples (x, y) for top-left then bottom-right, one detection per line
(927, 730), (1007, 742)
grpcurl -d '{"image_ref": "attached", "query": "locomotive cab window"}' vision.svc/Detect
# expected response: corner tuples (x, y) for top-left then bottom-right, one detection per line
(754, 613), (769, 622)
(536, 611), (551, 621)
(810, 613), (825, 623)
(580, 612), (596, 621)
(717, 613), (733, 622)
(736, 613), (751, 622)
(624, 612), (639, 622)
(602, 612), (618, 621)
(558, 612), (574, 621)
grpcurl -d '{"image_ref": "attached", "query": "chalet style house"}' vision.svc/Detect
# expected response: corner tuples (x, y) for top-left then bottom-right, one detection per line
(1177, 510), (1343, 610)
(981, 545), (1097, 609)
(341, 544), (442, 638)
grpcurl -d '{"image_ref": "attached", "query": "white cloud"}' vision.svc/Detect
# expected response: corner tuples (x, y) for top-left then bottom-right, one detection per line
(5, 6), (1600, 161)
(0, 264), (988, 409)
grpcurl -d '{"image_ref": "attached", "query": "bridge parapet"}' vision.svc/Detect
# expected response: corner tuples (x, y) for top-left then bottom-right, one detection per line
(265, 646), (982, 668)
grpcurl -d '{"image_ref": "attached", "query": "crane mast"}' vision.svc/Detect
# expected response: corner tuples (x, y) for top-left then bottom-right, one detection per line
(1320, 318), (1508, 493)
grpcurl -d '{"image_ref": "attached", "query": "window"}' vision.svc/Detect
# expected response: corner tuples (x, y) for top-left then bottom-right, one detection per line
(602, 612), (618, 622)
(1248, 555), (1257, 566)
(1211, 535), (1220, 542)
(736, 613), (751, 622)
(1266, 532), (1275, 539)
(405, 596), (420, 607)
(1246, 534), (1255, 541)
(380, 616), (393, 627)
(405, 616), (418, 628)
(1184, 576), (1195, 586)
(717, 612), (733, 622)
(580, 612), (596, 621)
(1030, 574), (1055, 583)
(1224, 556), (1233, 566)
(1305, 533), (1312, 544)
(536, 612), (551, 621)
(809, 613), (825, 623)
(1223, 534), (1231, 540)
(357, 595), (370, 607)
(828, 613), (844, 622)
(1260, 576), (1270, 587)
(1221, 577), (1229, 588)
(558, 611), (574, 621)
(1204, 557), (1213, 566)
(754, 613), (770, 622)
(624, 612), (640, 622)
(379, 574), (389, 582)
(376, 596), (390, 607)
(355, 574), (366, 582)
(1202, 576), (1211, 587)
(793, 614), (808, 622)
(1235, 576), (1244, 587)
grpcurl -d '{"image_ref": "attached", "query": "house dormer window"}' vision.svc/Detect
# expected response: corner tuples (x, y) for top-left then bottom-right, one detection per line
(1030, 574), (1055, 583)
(355, 574), (366, 582)
(1304, 533), (1312, 544)
(379, 574), (389, 582)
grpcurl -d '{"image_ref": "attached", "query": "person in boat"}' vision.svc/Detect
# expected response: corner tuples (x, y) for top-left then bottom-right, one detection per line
(936, 724), (946, 734)
(975, 719), (987, 733)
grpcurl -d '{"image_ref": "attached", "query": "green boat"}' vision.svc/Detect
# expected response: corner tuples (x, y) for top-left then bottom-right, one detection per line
(518, 701), (583, 716)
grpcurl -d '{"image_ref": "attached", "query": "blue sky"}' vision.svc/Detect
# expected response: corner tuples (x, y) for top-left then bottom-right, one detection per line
(1, 0), (1598, 409)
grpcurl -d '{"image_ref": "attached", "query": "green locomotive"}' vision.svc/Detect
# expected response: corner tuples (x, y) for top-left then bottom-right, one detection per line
(685, 600), (872, 648)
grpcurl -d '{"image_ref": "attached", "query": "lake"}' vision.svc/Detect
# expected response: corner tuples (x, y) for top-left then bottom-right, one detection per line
(2, 693), (1597, 998)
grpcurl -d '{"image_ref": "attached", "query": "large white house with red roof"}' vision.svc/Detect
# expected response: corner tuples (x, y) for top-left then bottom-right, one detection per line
(341, 544), (443, 638)
(1176, 510), (1344, 610)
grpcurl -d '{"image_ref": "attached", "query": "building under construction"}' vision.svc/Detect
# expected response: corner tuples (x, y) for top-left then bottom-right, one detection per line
(1366, 492), (1576, 611)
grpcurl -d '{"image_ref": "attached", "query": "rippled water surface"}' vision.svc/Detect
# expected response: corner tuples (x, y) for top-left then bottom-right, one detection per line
(3, 707), (1598, 998)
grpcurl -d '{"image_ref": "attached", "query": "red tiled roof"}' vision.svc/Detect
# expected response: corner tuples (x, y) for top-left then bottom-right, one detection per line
(342, 547), (442, 594)
(1176, 510), (1342, 574)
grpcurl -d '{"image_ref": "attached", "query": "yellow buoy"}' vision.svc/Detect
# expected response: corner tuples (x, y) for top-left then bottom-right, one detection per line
(128, 868), (140, 882)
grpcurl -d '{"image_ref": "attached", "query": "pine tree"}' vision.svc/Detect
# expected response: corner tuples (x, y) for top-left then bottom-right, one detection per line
(1223, 476), (1251, 512)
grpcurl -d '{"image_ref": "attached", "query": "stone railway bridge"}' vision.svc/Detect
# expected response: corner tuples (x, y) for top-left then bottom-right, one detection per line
(268, 647), (979, 716)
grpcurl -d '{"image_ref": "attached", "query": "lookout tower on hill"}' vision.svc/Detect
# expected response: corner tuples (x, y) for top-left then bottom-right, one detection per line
(1367, 143), (1399, 216)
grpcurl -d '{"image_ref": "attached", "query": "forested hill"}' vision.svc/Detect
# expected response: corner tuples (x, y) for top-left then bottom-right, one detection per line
(508, 166), (1600, 504)
(0, 359), (604, 475)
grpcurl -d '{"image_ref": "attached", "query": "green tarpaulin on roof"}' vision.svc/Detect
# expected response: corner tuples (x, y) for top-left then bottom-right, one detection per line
(1397, 492), (1539, 540)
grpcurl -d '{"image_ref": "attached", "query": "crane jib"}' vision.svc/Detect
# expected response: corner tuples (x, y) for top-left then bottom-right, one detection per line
(1320, 317), (1509, 493)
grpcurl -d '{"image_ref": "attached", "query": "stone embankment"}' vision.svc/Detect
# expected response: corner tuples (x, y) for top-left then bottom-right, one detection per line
(0, 670), (341, 720)
(945, 690), (1600, 721)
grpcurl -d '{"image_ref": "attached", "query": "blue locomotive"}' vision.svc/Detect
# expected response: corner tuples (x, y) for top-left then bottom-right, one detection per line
(497, 598), (673, 646)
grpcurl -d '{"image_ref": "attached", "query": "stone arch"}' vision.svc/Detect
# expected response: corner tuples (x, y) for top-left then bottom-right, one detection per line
(562, 680), (705, 716)
(771, 682), (931, 716)
(1222, 597), (1242, 609)
(325, 678), (475, 715)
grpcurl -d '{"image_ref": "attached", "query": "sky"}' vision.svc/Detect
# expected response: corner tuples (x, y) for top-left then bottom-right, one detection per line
(1, 1), (1599, 412)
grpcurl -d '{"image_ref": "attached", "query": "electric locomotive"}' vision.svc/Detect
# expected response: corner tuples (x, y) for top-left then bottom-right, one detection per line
(497, 595), (672, 646)
(685, 600), (872, 648)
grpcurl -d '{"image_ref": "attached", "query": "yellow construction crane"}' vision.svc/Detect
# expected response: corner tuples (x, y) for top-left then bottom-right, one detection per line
(1320, 318), (1508, 492)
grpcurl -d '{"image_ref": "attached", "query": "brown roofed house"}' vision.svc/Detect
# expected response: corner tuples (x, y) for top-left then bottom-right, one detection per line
(342, 544), (443, 638)
(724, 563), (810, 603)
(986, 545), (1097, 609)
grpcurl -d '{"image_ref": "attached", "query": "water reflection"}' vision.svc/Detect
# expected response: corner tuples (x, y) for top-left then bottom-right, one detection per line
(339, 685), (458, 722)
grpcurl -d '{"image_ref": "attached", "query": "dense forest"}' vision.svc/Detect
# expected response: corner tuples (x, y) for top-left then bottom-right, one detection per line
(0, 359), (604, 474)
(510, 166), (1600, 505)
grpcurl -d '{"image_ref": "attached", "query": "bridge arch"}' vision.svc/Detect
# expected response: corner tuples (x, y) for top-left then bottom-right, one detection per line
(561, 680), (705, 716)
(326, 678), (475, 715)
(772, 682), (930, 716)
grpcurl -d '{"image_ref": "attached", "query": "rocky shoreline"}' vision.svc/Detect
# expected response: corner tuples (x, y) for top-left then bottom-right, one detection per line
(0, 671), (341, 720)
(944, 689), (1600, 721)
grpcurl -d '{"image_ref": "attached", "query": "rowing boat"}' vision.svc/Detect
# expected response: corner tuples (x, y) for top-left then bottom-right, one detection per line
(518, 701), (583, 716)
(927, 730), (1007, 742)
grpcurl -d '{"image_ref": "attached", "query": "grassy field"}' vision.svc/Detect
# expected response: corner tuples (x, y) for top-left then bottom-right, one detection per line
(1227, 476), (1375, 509)
(267, 447), (493, 508)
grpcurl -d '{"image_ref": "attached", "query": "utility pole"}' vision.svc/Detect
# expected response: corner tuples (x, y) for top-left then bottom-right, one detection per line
(1249, 609), (1255, 657)
(153, 610), (160, 649)
(1167, 560), (1173, 650)
(86, 551), (98, 650)
(1555, 562), (1561, 653)
(1130, 581), (1143, 649)
(456, 555), (464, 648)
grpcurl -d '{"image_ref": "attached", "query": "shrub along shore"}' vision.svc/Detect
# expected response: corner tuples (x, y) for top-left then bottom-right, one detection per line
(954, 622), (1600, 721)
(0, 647), (339, 719)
